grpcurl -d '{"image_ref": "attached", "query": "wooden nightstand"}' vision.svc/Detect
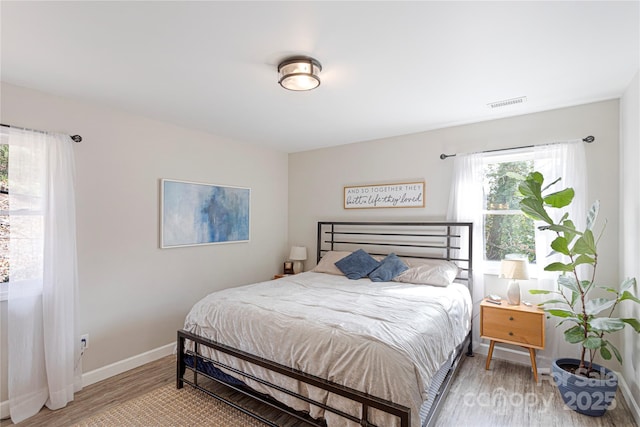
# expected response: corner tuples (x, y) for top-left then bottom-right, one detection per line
(273, 274), (292, 280)
(480, 299), (545, 382)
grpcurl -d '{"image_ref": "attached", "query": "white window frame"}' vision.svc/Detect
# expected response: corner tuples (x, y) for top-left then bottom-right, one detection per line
(0, 141), (7, 301)
(0, 201), (43, 301)
(481, 149), (536, 276)
(0, 142), (42, 301)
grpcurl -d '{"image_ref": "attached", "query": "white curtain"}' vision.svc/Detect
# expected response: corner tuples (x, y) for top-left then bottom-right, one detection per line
(446, 141), (587, 360)
(447, 152), (486, 348)
(532, 141), (587, 365)
(5, 127), (80, 423)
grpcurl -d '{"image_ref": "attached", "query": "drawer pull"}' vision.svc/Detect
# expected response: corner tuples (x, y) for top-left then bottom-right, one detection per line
(509, 316), (514, 321)
(509, 332), (514, 336)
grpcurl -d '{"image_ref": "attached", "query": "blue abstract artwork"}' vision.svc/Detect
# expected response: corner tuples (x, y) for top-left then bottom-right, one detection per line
(161, 179), (250, 248)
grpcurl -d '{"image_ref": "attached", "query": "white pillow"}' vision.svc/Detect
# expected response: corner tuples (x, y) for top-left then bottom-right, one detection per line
(392, 258), (459, 286)
(311, 251), (352, 275)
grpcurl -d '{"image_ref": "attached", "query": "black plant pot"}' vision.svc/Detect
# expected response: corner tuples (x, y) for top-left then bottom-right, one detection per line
(552, 358), (618, 417)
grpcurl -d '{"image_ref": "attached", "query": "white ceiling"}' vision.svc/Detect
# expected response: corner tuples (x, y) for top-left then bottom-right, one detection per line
(1, 1), (638, 153)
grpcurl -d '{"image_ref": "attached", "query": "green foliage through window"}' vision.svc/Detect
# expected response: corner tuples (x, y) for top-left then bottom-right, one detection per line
(0, 144), (7, 191)
(483, 160), (536, 263)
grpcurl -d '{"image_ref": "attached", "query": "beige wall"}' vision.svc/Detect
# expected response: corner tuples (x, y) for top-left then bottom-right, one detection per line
(289, 99), (622, 365)
(620, 70), (640, 420)
(289, 100), (620, 281)
(0, 83), (289, 402)
(289, 97), (634, 408)
(1, 82), (633, 414)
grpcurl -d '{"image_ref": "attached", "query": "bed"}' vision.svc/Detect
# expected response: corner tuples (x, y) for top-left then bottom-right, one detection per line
(177, 221), (474, 427)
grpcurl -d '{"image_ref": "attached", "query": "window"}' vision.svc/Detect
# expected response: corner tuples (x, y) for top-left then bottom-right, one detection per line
(0, 144), (7, 280)
(482, 152), (536, 270)
(0, 143), (7, 298)
(0, 139), (46, 301)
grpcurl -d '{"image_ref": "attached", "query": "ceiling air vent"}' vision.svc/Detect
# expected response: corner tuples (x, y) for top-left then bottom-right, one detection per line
(487, 96), (527, 109)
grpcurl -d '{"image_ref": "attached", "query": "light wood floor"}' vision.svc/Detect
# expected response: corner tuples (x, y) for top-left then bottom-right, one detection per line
(0, 356), (174, 427)
(437, 356), (636, 427)
(1, 354), (636, 427)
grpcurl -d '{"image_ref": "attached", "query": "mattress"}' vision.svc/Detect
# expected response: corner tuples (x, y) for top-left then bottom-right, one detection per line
(182, 271), (472, 427)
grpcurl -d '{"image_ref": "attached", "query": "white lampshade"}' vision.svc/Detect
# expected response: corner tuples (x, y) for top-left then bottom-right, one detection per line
(289, 246), (307, 274)
(500, 258), (529, 305)
(289, 246), (307, 261)
(500, 259), (530, 280)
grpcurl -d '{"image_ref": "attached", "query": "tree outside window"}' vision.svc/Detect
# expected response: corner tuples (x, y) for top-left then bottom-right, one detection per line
(483, 159), (536, 263)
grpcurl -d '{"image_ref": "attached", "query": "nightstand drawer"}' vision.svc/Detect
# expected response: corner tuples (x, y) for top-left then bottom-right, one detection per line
(481, 299), (545, 381)
(481, 305), (544, 348)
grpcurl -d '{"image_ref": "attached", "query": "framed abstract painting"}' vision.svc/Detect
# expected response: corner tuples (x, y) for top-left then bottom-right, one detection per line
(160, 179), (250, 248)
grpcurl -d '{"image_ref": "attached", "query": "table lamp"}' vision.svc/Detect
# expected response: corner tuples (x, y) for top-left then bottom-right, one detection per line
(500, 258), (529, 305)
(289, 246), (307, 274)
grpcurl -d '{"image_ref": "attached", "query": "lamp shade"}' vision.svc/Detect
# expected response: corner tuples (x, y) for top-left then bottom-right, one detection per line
(500, 259), (530, 280)
(289, 246), (307, 261)
(278, 57), (322, 91)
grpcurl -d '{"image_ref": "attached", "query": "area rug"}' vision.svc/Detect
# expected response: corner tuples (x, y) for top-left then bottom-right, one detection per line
(72, 383), (266, 426)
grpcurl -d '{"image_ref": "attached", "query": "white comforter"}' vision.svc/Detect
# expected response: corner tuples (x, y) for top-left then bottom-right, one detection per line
(183, 271), (472, 427)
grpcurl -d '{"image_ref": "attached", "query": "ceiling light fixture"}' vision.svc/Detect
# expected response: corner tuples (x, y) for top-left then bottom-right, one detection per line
(278, 56), (322, 91)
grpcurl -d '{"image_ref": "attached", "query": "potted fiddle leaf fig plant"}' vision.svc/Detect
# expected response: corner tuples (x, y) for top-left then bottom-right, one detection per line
(517, 171), (640, 417)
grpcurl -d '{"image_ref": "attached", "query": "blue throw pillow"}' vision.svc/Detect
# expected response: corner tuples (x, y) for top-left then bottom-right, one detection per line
(334, 249), (381, 280)
(369, 253), (409, 282)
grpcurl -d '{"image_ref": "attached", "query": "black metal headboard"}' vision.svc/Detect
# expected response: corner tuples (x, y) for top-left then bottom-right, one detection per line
(317, 221), (473, 289)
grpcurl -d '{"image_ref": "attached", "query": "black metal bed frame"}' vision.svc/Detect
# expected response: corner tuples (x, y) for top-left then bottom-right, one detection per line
(177, 221), (473, 427)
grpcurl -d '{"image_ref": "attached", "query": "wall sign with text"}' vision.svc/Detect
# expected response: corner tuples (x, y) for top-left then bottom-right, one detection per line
(343, 181), (425, 209)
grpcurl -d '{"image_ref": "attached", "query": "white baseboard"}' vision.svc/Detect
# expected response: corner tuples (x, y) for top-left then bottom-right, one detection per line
(0, 400), (7, 421)
(619, 375), (640, 426)
(475, 341), (535, 367)
(0, 342), (175, 420)
(81, 342), (175, 387)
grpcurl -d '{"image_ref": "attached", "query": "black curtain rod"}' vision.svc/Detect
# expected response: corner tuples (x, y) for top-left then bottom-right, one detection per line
(0, 123), (82, 143)
(439, 135), (594, 160)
